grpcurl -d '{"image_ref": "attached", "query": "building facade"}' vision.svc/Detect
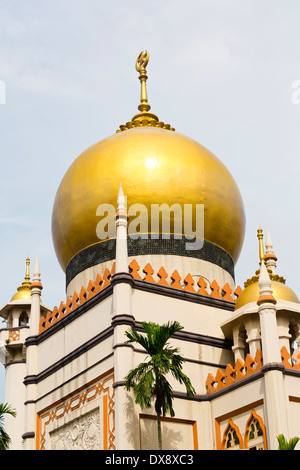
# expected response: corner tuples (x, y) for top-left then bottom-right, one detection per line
(0, 52), (299, 450)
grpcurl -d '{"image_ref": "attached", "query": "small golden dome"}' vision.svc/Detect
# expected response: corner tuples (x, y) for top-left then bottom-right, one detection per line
(235, 228), (299, 310)
(11, 288), (31, 302)
(235, 276), (299, 310)
(11, 258), (32, 302)
(52, 52), (245, 273)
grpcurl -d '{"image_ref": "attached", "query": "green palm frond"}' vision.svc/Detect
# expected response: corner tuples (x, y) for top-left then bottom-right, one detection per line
(277, 434), (300, 450)
(0, 403), (16, 450)
(124, 320), (195, 450)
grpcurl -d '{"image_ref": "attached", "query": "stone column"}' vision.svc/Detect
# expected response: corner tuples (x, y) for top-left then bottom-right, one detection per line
(112, 184), (136, 450)
(23, 257), (42, 450)
(257, 261), (289, 449)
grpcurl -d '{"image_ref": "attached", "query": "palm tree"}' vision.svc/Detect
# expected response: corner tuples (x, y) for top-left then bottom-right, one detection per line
(124, 320), (195, 450)
(277, 434), (300, 450)
(0, 403), (16, 450)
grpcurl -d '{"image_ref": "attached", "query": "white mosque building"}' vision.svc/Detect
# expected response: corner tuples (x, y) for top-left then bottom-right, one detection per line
(0, 51), (299, 450)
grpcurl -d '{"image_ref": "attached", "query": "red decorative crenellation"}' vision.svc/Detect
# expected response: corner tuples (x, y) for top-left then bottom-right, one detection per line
(205, 350), (263, 394)
(38, 259), (242, 335)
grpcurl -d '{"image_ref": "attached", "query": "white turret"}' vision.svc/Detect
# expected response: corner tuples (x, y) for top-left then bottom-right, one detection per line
(264, 229), (277, 274)
(257, 261), (289, 449)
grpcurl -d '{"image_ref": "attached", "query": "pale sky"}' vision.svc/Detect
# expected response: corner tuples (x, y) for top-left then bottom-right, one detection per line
(1, 0), (300, 400)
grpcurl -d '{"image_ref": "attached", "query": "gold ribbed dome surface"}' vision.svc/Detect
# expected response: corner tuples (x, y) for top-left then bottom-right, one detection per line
(11, 258), (32, 301)
(51, 51), (245, 272)
(235, 228), (299, 310)
(235, 277), (299, 310)
(11, 288), (31, 302)
(52, 126), (245, 272)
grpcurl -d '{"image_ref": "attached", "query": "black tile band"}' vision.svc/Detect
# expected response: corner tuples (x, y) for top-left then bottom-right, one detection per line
(66, 235), (234, 287)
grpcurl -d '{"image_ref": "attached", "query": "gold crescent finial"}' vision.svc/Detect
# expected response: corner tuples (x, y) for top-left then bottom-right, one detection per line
(25, 257), (30, 282)
(136, 50), (151, 113)
(135, 50), (149, 73)
(116, 51), (175, 132)
(257, 227), (265, 265)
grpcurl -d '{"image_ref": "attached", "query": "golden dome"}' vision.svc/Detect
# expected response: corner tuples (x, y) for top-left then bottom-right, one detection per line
(235, 276), (299, 310)
(52, 127), (245, 272)
(51, 52), (245, 274)
(235, 228), (299, 310)
(11, 288), (31, 302)
(11, 258), (32, 302)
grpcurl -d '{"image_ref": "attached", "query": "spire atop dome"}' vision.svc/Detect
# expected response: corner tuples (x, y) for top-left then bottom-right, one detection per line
(257, 226), (265, 266)
(117, 51), (175, 132)
(115, 183), (129, 273)
(264, 228), (277, 274)
(32, 256), (41, 283)
(235, 227), (299, 310)
(10, 257), (32, 301)
(258, 261), (275, 301)
(136, 50), (151, 113)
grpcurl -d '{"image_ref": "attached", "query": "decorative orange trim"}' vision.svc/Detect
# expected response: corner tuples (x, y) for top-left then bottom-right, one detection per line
(38, 265), (114, 334)
(222, 283), (234, 301)
(8, 329), (20, 341)
(103, 394), (108, 450)
(143, 263), (155, 283)
(206, 350), (263, 394)
(114, 211), (129, 219)
(234, 285), (242, 298)
(192, 422), (198, 450)
(281, 346), (300, 370)
(36, 369), (115, 450)
(264, 252), (277, 261)
(171, 270), (182, 289)
(197, 276), (208, 296)
(157, 266), (169, 286)
(215, 400), (264, 450)
(244, 410), (268, 450)
(210, 280), (222, 299)
(129, 259), (143, 280)
(30, 281), (43, 290)
(221, 419), (244, 449)
(184, 273), (196, 292)
(128, 259), (241, 302)
(257, 294), (277, 305)
(39, 259), (243, 334)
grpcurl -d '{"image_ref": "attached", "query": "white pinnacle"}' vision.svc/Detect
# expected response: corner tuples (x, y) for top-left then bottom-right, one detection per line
(117, 183), (127, 213)
(265, 229), (273, 254)
(33, 256), (41, 283)
(258, 261), (273, 298)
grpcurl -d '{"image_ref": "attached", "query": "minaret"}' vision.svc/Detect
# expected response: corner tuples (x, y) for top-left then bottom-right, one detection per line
(0, 258), (32, 449)
(29, 257), (43, 335)
(257, 261), (280, 363)
(23, 257), (43, 450)
(257, 261), (289, 449)
(114, 184), (129, 274)
(112, 184), (136, 450)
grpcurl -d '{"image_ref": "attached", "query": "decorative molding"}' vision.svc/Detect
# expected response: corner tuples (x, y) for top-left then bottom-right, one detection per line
(215, 400), (265, 450)
(22, 432), (35, 440)
(66, 236), (235, 286)
(35, 260), (241, 337)
(206, 350), (263, 394)
(50, 408), (101, 450)
(36, 370), (115, 450)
